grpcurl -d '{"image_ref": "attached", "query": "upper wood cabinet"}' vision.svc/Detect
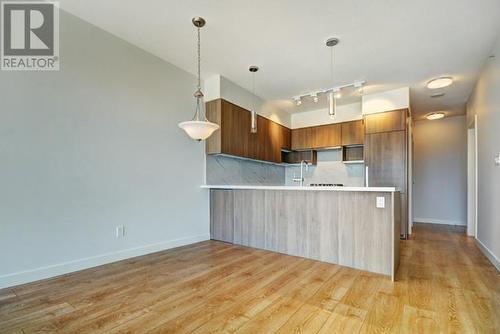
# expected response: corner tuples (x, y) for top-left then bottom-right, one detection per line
(291, 123), (341, 150)
(364, 109), (408, 134)
(291, 127), (313, 150)
(341, 120), (364, 146)
(205, 99), (290, 163)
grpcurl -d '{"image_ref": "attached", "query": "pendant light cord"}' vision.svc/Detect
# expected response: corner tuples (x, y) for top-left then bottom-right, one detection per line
(252, 72), (255, 111)
(192, 25), (204, 121)
(197, 26), (201, 91)
(330, 46), (334, 87)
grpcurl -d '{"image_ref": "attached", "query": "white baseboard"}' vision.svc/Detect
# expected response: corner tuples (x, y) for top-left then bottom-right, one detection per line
(0, 233), (210, 289)
(475, 238), (500, 272)
(413, 218), (466, 226)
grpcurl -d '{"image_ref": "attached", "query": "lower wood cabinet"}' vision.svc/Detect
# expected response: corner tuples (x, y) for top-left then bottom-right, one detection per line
(209, 190), (234, 243)
(210, 189), (400, 279)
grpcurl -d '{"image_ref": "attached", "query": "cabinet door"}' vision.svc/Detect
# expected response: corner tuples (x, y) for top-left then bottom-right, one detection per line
(280, 125), (291, 151)
(220, 100), (252, 158)
(233, 190), (266, 248)
(364, 109), (407, 134)
(291, 127), (310, 150)
(210, 190), (234, 243)
(267, 119), (282, 163)
(365, 130), (406, 190)
(341, 120), (364, 146)
(314, 123), (341, 148)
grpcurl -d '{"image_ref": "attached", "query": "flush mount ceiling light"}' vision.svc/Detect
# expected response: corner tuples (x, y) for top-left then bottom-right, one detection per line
(249, 65), (259, 133)
(427, 76), (453, 89)
(178, 17), (219, 141)
(426, 112), (445, 120)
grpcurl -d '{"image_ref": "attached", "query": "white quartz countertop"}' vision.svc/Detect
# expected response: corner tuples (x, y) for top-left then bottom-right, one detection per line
(201, 185), (398, 192)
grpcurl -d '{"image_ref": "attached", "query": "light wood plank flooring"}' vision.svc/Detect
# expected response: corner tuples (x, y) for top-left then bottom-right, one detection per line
(1, 224), (499, 333)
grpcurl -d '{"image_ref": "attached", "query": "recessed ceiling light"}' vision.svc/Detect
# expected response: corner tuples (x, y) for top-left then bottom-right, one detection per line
(426, 112), (445, 120)
(427, 77), (453, 89)
(430, 92), (445, 98)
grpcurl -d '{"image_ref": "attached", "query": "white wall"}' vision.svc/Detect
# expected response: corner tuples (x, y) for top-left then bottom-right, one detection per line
(362, 87), (410, 115)
(0, 11), (209, 288)
(413, 116), (467, 226)
(291, 102), (362, 129)
(205, 74), (292, 128)
(466, 34), (500, 269)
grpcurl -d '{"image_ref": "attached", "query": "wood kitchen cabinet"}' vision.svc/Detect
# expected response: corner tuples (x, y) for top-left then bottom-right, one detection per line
(341, 120), (364, 146)
(364, 108), (408, 238)
(364, 131), (406, 189)
(205, 99), (290, 163)
(210, 189), (234, 243)
(291, 123), (341, 150)
(364, 109), (407, 134)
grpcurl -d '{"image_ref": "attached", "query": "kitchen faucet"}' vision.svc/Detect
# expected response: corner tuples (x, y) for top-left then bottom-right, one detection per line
(293, 160), (309, 187)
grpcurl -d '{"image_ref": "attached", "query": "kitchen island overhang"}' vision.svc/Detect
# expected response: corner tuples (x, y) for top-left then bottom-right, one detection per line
(203, 185), (401, 281)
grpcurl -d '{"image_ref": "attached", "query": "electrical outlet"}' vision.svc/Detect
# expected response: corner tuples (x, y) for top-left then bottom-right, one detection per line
(376, 196), (385, 209)
(495, 154), (500, 166)
(115, 225), (125, 238)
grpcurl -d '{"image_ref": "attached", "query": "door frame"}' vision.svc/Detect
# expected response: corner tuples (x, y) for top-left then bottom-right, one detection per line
(467, 115), (478, 237)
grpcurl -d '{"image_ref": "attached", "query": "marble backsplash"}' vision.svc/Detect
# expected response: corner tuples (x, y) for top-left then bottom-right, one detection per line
(206, 155), (285, 185)
(285, 150), (365, 186)
(206, 149), (365, 187)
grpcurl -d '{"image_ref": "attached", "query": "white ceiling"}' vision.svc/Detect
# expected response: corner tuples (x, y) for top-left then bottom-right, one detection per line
(60, 0), (500, 118)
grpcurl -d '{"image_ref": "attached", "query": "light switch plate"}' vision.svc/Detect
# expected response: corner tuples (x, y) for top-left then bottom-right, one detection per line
(376, 196), (385, 208)
(495, 154), (500, 166)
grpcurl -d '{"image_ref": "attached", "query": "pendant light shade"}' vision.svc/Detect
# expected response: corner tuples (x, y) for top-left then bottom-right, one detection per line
(178, 17), (219, 141)
(326, 37), (339, 118)
(178, 120), (219, 141)
(328, 91), (336, 117)
(249, 66), (259, 133)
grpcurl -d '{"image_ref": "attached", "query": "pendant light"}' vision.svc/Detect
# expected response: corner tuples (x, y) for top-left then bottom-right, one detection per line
(249, 66), (259, 133)
(178, 17), (219, 141)
(326, 37), (339, 117)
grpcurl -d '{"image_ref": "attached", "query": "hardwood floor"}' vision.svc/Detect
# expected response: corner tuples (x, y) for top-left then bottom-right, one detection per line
(1, 224), (499, 333)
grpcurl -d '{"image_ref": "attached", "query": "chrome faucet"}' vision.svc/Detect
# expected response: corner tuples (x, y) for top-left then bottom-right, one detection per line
(293, 160), (309, 187)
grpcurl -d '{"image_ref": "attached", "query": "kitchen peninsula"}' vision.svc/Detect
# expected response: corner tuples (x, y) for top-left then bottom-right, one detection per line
(203, 185), (401, 281)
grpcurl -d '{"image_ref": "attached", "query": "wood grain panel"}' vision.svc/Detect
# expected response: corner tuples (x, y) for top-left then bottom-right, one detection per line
(314, 123), (342, 148)
(214, 189), (398, 277)
(210, 189), (234, 243)
(205, 99), (222, 154)
(364, 109), (407, 134)
(233, 189), (266, 249)
(364, 130), (406, 190)
(205, 99), (292, 163)
(341, 120), (364, 145)
(291, 124), (341, 150)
